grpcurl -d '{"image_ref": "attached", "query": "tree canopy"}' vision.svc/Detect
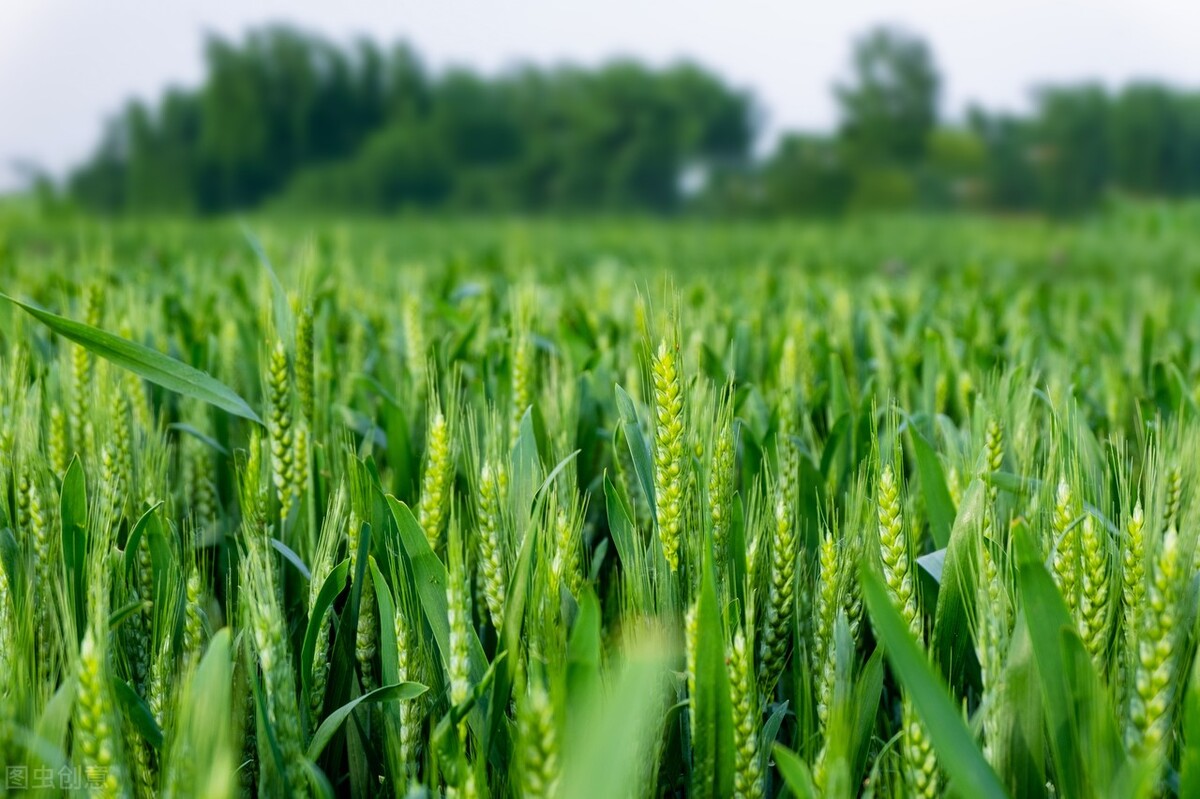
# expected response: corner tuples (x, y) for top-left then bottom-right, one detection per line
(70, 26), (755, 215)
(66, 23), (1200, 217)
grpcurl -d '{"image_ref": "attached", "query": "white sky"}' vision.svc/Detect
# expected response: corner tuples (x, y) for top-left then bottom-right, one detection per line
(3, 0), (1200, 192)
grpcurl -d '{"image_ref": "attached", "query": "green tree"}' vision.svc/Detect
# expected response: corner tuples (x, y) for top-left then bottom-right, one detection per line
(967, 107), (1039, 211)
(924, 127), (987, 208)
(1109, 84), (1183, 195)
(69, 113), (131, 212)
(760, 134), (851, 215)
(835, 26), (940, 166)
(1031, 85), (1110, 213)
(70, 25), (755, 215)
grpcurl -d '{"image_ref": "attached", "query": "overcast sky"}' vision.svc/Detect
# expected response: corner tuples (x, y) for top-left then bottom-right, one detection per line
(3, 0), (1200, 192)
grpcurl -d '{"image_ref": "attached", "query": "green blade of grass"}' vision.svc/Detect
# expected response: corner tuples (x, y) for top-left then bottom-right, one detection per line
(386, 495), (491, 741)
(567, 586), (602, 705)
(0, 527), (25, 619)
(301, 558), (350, 706)
(852, 649), (885, 781)
(614, 383), (657, 519)
(306, 682), (427, 760)
(109, 599), (150, 631)
(30, 675), (77, 771)
(510, 406), (545, 521)
(368, 554), (404, 758)
(59, 455), (88, 638)
(0, 292), (262, 424)
(123, 502), (164, 584)
(1011, 524), (1127, 799)
(113, 677), (165, 751)
(270, 537), (312, 582)
(484, 485), (539, 764)
(563, 630), (672, 799)
(931, 476), (986, 694)
(690, 548), (734, 798)
(242, 225), (294, 343)
(861, 567), (1007, 799)
(604, 472), (638, 570)
(773, 744), (818, 799)
(368, 557), (399, 688)
(907, 417), (955, 548)
(1180, 642), (1200, 796)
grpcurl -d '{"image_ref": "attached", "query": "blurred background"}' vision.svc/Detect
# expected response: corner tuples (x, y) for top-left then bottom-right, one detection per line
(3, 0), (1200, 218)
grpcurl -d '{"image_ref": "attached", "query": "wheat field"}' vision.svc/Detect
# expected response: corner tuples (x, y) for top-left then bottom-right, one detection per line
(0, 213), (1198, 797)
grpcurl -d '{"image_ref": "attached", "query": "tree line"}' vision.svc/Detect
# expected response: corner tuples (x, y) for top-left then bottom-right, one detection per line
(67, 25), (1200, 216)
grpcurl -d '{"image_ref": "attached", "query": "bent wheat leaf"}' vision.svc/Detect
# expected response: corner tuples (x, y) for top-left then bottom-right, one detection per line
(114, 677), (165, 751)
(773, 744), (818, 799)
(306, 682), (428, 760)
(1, 292), (262, 424)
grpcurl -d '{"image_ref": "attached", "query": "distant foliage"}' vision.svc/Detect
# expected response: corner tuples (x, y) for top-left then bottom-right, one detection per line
(760, 26), (1200, 216)
(68, 26), (754, 215)
(65, 23), (1200, 217)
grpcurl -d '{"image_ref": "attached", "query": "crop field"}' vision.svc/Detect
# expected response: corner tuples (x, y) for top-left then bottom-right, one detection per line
(1, 210), (1200, 798)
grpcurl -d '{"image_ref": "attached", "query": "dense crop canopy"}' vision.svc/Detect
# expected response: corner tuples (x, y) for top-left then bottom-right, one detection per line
(0, 213), (1198, 797)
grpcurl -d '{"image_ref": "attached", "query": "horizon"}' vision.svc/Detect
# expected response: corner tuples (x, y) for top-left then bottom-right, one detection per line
(4, 0), (1200, 194)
